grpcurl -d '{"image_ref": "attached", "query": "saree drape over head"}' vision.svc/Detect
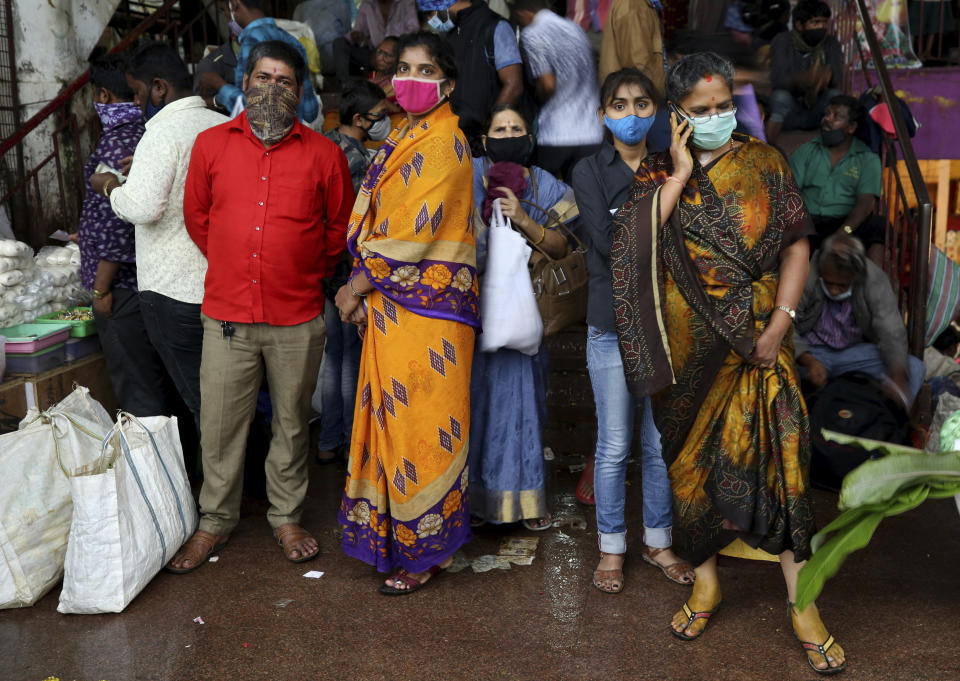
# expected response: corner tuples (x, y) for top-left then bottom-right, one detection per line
(611, 135), (817, 565)
(339, 103), (480, 573)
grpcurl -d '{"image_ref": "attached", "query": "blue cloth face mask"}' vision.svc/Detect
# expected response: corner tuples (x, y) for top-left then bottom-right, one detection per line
(820, 277), (853, 301)
(145, 95), (165, 121)
(683, 108), (738, 150)
(603, 113), (655, 146)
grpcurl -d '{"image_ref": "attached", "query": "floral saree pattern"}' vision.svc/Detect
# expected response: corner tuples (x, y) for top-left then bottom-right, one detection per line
(339, 104), (477, 573)
(611, 135), (817, 565)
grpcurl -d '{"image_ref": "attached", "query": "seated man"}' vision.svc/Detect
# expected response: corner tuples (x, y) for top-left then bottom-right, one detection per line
(790, 94), (886, 266)
(765, 0), (842, 144)
(794, 234), (926, 409)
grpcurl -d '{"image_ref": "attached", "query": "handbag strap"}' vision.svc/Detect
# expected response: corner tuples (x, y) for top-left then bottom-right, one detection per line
(517, 197), (586, 261)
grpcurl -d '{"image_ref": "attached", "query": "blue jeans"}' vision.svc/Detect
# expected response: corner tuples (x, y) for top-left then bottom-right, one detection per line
(805, 342), (926, 404)
(316, 299), (363, 451)
(586, 327), (672, 555)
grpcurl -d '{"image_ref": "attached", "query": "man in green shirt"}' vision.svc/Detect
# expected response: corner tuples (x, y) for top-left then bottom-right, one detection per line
(789, 94), (885, 265)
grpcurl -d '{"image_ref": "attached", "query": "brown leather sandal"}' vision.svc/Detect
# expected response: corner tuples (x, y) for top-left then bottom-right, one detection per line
(164, 530), (228, 574)
(642, 546), (696, 585)
(273, 523), (320, 563)
(592, 552), (625, 594)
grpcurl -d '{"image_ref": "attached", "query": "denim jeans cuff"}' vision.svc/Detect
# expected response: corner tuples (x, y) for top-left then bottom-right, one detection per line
(598, 531), (627, 554)
(643, 526), (672, 550)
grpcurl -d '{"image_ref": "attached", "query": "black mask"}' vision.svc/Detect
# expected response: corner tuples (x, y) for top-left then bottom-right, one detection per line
(802, 28), (827, 45)
(821, 128), (846, 147)
(485, 135), (533, 166)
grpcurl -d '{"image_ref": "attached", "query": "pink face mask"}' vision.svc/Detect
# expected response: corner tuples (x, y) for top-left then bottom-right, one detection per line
(392, 76), (447, 115)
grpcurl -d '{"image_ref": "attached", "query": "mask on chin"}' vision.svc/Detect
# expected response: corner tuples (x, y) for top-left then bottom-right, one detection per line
(428, 13), (455, 33)
(820, 128), (846, 147)
(820, 277), (853, 301)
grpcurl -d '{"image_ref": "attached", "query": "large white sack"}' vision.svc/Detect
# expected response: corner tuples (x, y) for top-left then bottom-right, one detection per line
(0, 387), (112, 609)
(58, 414), (198, 614)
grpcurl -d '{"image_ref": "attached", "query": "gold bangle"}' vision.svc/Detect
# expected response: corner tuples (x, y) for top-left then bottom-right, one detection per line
(532, 223), (546, 246)
(102, 177), (116, 198)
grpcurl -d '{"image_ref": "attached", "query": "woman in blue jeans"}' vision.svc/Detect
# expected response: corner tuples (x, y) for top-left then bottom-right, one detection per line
(571, 68), (695, 593)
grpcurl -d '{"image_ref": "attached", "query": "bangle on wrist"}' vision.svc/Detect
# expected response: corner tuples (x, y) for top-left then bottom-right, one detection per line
(531, 223), (546, 246)
(92, 288), (111, 300)
(348, 278), (366, 297)
(665, 175), (685, 188)
(102, 177), (116, 198)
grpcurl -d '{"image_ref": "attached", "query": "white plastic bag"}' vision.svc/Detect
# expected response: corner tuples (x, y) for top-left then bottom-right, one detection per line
(0, 387), (112, 609)
(478, 199), (543, 355)
(58, 413), (198, 614)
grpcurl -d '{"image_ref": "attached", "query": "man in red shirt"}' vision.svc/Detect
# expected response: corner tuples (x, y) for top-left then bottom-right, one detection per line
(172, 40), (354, 572)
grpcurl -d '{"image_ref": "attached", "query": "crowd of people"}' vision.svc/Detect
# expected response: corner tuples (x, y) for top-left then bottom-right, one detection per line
(75, 0), (950, 675)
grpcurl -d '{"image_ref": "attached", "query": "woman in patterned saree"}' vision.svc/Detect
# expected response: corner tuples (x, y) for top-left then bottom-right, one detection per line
(611, 52), (846, 674)
(335, 32), (479, 595)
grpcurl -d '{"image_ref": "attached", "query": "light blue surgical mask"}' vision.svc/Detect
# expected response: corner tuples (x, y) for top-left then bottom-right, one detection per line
(428, 13), (455, 33)
(679, 107), (738, 151)
(603, 113), (655, 146)
(820, 277), (853, 301)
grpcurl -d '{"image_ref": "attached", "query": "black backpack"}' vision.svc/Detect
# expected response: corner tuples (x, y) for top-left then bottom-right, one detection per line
(808, 372), (909, 492)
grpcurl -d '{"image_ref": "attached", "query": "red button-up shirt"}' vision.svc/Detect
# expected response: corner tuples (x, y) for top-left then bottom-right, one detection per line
(184, 112), (354, 325)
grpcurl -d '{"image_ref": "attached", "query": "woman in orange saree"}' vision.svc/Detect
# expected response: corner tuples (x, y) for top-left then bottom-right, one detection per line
(611, 53), (846, 674)
(335, 33), (479, 594)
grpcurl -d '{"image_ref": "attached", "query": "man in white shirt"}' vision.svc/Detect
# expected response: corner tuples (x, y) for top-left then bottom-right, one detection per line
(514, 0), (604, 180)
(90, 43), (225, 433)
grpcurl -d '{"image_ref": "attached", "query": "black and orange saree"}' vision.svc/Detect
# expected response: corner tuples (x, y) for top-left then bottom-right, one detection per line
(611, 135), (817, 565)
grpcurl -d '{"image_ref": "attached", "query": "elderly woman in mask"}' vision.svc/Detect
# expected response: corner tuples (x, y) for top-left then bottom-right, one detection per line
(610, 52), (847, 674)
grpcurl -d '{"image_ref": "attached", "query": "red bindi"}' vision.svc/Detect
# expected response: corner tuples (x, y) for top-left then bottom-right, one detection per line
(706, 75), (713, 82)
(711, 97), (715, 101)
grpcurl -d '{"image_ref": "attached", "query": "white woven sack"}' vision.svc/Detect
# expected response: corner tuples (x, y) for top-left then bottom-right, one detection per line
(0, 387), (111, 609)
(58, 413), (197, 614)
(479, 199), (543, 355)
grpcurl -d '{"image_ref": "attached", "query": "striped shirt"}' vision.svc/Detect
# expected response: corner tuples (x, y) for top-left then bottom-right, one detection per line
(802, 297), (863, 350)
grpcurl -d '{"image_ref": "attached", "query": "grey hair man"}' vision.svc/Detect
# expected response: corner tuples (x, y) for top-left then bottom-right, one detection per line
(794, 233), (925, 407)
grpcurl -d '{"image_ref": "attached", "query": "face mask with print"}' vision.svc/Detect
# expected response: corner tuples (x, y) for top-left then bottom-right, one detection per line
(246, 83), (300, 145)
(367, 115), (391, 141)
(428, 13), (455, 33)
(687, 110), (738, 151)
(603, 114), (655, 146)
(820, 277), (853, 301)
(393, 76), (447, 115)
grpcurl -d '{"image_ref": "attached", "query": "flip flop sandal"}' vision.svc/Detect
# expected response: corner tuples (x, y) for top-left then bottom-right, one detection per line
(671, 601), (721, 641)
(592, 552), (625, 594)
(641, 546), (695, 585)
(522, 514), (553, 531)
(797, 634), (846, 675)
(575, 455), (596, 505)
(164, 530), (228, 574)
(379, 564), (444, 596)
(274, 523), (320, 563)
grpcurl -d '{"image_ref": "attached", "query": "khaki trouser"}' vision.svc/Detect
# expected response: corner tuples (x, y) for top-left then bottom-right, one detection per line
(197, 313), (326, 535)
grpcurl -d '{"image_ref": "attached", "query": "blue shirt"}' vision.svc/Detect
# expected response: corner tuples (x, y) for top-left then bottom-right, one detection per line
(491, 21), (522, 70)
(215, 17), (320, 123)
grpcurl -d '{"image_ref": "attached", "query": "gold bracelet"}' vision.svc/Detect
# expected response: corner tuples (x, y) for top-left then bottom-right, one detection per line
(531, 223), (546, 246)
(102, 177), (116, 198)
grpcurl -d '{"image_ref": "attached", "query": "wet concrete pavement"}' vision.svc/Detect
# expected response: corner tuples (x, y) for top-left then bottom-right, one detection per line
(3, 451), (959, 681)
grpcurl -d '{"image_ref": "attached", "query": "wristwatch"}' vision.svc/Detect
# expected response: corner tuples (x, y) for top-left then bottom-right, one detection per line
(92, 288), (111, 300)
(776, 304), (796, 319)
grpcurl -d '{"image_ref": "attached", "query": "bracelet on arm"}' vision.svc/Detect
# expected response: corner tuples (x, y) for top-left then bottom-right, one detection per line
(531, 223), (546, 246)
(348, 277), (367, 298)
(102, 177), (117, 198)
(665, 175), (685, 188)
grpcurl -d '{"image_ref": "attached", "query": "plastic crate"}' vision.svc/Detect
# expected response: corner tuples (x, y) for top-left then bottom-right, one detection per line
(35, 308), (98, 338)
(65, 334), (101, 361)
(2, 323), (72, 353)
(5, 342), (66, 374)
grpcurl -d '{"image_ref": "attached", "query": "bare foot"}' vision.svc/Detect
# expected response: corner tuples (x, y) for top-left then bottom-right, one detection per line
(385, 556), (454, 590)
(592, 552), (625, 593)
(671, 579), (721, 638)
(791, 603), (846, 672)
(576, 455), (595, 504)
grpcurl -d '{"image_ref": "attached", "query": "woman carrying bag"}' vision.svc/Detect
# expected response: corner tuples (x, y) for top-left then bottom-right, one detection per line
(469, 103), (575, 531)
